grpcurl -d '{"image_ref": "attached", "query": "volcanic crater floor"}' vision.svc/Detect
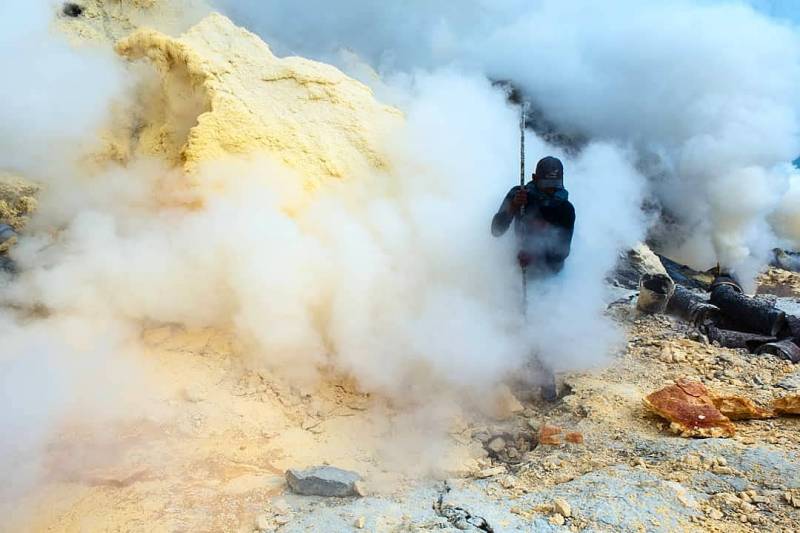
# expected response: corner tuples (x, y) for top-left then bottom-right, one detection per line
(9, 269), (800, 533)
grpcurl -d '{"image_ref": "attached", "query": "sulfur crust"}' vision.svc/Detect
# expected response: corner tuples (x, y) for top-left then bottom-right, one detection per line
(0, 173), (40, 232)
(113, 13), (403, 187)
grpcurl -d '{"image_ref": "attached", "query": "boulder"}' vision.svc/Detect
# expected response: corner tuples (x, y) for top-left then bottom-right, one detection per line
(610, 242), (668, 290)
(285, 466), (362, 497)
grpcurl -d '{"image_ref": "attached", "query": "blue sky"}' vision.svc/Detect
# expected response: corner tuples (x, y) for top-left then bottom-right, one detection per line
(747, 0), (800, 23)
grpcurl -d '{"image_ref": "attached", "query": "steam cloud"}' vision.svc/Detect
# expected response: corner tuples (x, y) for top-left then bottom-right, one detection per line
(219, 0), (800, 283)
(1, 0), (800, 504)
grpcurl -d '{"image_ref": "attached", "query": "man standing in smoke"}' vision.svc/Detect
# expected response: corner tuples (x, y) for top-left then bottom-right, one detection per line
(492, 156), (575, 278)
(491, 156), (575, 401)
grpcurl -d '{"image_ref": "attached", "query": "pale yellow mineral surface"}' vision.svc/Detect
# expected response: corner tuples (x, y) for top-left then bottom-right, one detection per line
(0, 172), (40, 230)
(55, 0), (211, 45)
(55, 3), (403, 189)
(111, 13), (402, 186)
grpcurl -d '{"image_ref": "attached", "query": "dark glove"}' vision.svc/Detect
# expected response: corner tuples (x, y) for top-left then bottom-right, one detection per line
(511, 188), (528, 211)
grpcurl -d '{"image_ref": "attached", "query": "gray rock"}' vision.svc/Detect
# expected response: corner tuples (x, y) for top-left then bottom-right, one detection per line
(519, 465), (704, 532)
(0, 224), (16, 245)
(285, 466), (362, 497)
(637, 438), (800, 490)
(610, 243), (668, 290)
(776, 371), (800, 391)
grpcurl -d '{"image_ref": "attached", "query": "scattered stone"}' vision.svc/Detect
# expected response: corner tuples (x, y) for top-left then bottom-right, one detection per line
(708, 508), (724, 520)
(712, 395), (775, 420)
(565, 432), (584, 444)
(498, 475), (517, 489)
(487, 437), (507, 454)
(785, 490), (800, 508)
(354, 516), (365, 529)
(538, 425), (563, 446)
(453, 518), (471, 530)
(643, 379), (735, 438)
(285, 466), (362, 497)
(553, 498), (572, 518)
(773, 395), (800, 415)
(62, 3), (84, 17)
(476, 466), (506, 479)
(776, 372), (800, 391)
(549, 513), (565, 526)
(683, 454), (702, 467)
(274, 515), (290, 526)
(353, 481), (367, 497)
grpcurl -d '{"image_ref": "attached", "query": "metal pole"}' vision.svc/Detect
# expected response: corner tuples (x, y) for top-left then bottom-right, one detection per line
(519, 103), (529, 315)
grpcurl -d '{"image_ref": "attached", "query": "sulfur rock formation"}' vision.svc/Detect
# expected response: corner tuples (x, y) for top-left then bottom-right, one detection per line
(111, 13), (402, 185)
(55, 0), (211, 45)
(0, 173), (39, 230)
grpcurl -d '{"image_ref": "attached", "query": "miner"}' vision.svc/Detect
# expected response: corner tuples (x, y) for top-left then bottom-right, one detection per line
(491, 156), (575, 278)
(491, 155), (575, 402)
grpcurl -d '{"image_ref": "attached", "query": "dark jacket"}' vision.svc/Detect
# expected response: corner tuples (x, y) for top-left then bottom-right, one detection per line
(492, 184), (576, 275)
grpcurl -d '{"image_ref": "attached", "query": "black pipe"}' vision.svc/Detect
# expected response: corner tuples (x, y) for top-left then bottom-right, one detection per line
(637, 274), (675, 314)
(666, 285), (720, 326)
(710, 279), (786, 337)
(780, 316), (800, 339)
(755, 339), (800, 364)
(704, 325), (777, 352)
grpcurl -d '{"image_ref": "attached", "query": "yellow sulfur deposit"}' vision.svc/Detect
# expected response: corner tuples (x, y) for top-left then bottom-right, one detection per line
(55, 0), (211, 44)
(113, 13), (402, 185)
(0, 173), (39, 231)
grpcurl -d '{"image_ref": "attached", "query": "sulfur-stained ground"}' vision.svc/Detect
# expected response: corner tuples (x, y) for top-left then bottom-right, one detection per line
(7, 268), (798, 532)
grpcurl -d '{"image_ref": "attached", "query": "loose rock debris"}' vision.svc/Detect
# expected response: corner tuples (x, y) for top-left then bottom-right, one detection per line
(285, 466), (363, 497)
(644, 378), (737, 438)
(644, 379), (800, 436)
(433, 482), (494, 533)
(538, 424), (563, 445)
(713, 395), (775, 420)
(62, 3), (84, 17)
(565, 431), (585, 444)
(773, 395), (800, 415)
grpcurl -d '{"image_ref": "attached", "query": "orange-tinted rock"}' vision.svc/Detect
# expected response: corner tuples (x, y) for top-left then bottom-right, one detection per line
(643, 378), (735, 438)
(565, 432), (584, 444)
(773, 395), (800, 415)
(538, 425), (563, 445)
(712, 395), (775, 420)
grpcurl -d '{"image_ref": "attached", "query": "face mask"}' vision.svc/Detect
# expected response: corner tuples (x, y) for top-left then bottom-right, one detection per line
(536, 177), (564, 189)
(531, 186), (568, 202)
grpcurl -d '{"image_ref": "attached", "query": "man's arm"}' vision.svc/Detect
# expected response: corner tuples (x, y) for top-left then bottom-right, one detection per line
(551, 201), (576, 262)
(491, 186), (522, 237)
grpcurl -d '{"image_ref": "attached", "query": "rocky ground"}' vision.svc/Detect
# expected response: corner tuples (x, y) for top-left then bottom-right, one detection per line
(3, 5), (799, 531)
(269, 270), (800, 533)
(7, 267), (798, 533)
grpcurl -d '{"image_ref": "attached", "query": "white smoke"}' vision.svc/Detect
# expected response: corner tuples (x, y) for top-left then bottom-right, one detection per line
(2, 0), (799, 507)
(0, 1), (129, 178)
(218, 0), (800, 282)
